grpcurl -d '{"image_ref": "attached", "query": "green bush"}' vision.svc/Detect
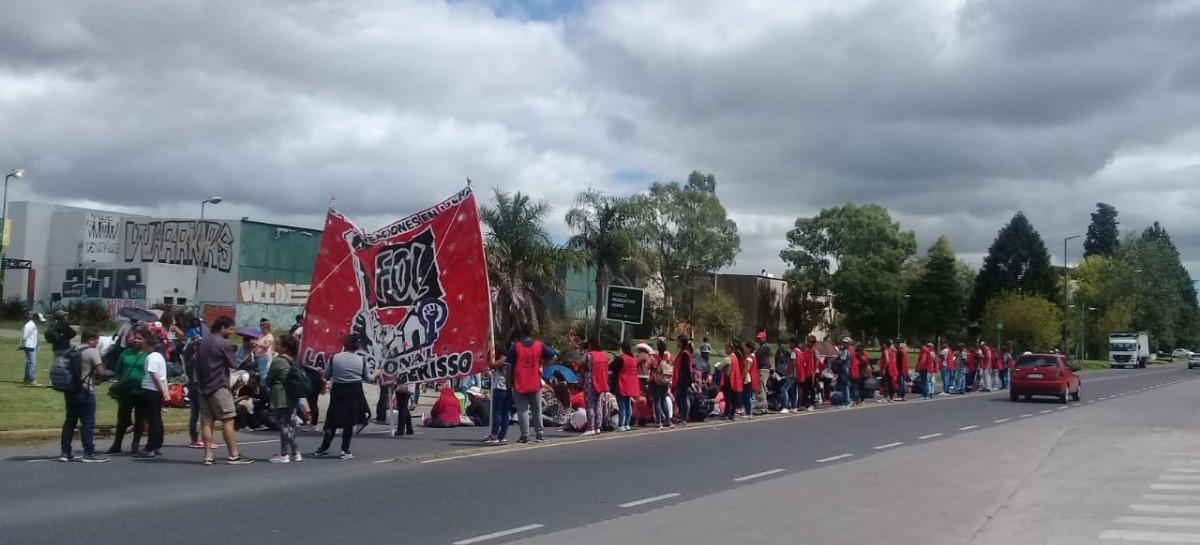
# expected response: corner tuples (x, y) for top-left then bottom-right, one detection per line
(64, 300), (115, 329)
(0, 297), (29, 321)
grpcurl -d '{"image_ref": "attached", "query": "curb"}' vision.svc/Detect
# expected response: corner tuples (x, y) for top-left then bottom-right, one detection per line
(0, 422), (191, 443)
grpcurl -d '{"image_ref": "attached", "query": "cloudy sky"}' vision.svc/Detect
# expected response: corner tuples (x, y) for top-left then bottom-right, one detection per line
(2, 0), (1199, 276)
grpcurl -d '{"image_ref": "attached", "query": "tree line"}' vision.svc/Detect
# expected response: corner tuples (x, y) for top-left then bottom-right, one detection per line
(482, 174), (1197, 357)
(780, 202), (1199, 356)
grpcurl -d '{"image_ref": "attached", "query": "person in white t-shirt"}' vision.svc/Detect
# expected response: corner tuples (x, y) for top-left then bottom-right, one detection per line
(134, 331), (170, 458)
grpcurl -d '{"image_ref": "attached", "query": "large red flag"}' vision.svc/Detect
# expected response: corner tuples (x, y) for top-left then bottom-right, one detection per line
(300, 187), (491, 385)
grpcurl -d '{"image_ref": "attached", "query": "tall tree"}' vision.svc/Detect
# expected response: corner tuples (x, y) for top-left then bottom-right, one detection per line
(780, 203), (917, 339)
(983, 294), (1063, 352)
(641, 171), (741, 334)
(970, 212), (1057, 319)
(1117, 226), (1199, 349)
(696, 288), (744, 340)
(1083, 203), (1120, 258)
(565, 188), (645, 341)
(907, 236), (967, 341)
(480, 189), (564, 339)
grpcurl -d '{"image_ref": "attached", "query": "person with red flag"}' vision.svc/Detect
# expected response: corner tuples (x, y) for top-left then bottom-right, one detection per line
(506, 324), (556, 443)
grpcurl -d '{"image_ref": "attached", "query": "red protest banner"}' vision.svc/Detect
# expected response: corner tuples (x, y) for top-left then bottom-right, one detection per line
(299, 187), (490, 385)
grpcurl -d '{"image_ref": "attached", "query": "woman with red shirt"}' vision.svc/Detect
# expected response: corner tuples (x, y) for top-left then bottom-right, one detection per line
(615, 340), (639, 432)
(720, 342), (742, 421)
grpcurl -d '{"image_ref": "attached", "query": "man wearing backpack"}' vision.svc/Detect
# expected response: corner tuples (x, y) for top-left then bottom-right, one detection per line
(47, 310), (76, 358)
(59, 331), (108, 463)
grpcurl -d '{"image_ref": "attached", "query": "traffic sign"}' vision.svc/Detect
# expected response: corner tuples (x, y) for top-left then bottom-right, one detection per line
(605, 286), (644, 324)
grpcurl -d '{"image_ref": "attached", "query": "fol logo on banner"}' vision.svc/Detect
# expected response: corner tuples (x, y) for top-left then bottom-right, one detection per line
(348, 228), (459, 381)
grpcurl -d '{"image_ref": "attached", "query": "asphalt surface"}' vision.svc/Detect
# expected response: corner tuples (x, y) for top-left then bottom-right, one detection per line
(1, 364), (1194, 545)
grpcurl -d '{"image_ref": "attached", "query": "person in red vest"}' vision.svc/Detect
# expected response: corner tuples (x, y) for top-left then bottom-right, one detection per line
(964, 344), (979, 393)
(738, 340), (756, 418)
(917, 342), (935, 399)
(800, 335), (818, 411)
(982, 342), (998, 392)
(672, 335), (694, 425)
(505, 324), (557, 443)
(941, 343), (955, 396)
(880, 339), (898, 402)
(896, 342), (910, 402)
(615, 340), (640, 431)
(720, 341), (743, 421)
(581, 337), (609, 436)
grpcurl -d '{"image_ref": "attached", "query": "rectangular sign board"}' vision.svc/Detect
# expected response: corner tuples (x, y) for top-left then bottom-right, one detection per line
(605, 285), (644, 324)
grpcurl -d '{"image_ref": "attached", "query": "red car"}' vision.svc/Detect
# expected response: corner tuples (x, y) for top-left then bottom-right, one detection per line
(1009, 353), (1081, 403)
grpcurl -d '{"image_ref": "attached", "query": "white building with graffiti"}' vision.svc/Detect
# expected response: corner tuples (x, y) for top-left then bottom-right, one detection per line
(2, 201), (321, 327)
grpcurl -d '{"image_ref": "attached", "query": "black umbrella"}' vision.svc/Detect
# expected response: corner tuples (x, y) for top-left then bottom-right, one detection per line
(118, 307), (158, 323)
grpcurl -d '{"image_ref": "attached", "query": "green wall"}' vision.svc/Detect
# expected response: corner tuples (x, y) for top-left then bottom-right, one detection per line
(237, 221), (322, 283)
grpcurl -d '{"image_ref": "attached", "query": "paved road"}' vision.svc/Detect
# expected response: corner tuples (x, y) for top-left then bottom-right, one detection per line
(1, 365), (1194, 545)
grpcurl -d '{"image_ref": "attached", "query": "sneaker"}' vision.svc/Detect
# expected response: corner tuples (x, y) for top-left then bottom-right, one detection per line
(25, 381), (43, 387)
(780, 408), (790, 414)
(227, 456), (254, 465)
(269, 455), (291, 464)
(496, 437), (508, 444)
(310, 451), (330, 458)
(516, 436), (530, 444)
(133, 451), (156, 459)
(483, 435), (497, 443)
(104, 446), (122, 455)
(806, 407), (815, 412)
(58, 453), (74, 462)
(534, 435), (546, 443)
(290, 453), (303, 462)
(188, 440), (205, 449)
(202, 457), (214, 466)
(81, 454), (109, 463)
(338, 452), (354, 460)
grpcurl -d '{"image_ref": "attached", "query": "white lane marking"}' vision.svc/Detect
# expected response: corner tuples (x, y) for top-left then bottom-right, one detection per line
(1133, 504), (1200, 514)
(959, 425), (979, 431)
(453, 524), (544, 545)
(918, 433), (943, 440)
(1040, 410), (1053, 414)
(874, 442), (903, 450)
(1021, 414), (1035, 418)
(1170, 469), (1200, 474)
(1163, 476), (1200, 482)
(1117, 516), (1200, 527)
(1153, 484), (1200, 491)
(1100, 529), (1200, 542)
(1074, 403), (1082, 407)
(374, 458), (395, 464)
(234, 439), (278, 446)
(1058, 406), (1069, 410)
(1144, 494), (1200, 502)
(734, 469), (786, 482)
(816, 454), (853, 463)
(619, 493), (680, 508)
(994, 418), (1011, 423)
(1086, 400), (1096, 404)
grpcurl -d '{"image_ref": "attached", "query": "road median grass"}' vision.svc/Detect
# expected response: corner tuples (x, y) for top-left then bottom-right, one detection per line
(0, 341), (187, 439)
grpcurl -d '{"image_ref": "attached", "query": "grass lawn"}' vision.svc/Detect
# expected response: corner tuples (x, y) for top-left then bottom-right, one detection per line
(0, 342), (188, 432)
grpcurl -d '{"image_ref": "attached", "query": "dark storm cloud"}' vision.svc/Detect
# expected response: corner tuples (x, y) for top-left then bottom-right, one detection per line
(1, 0), (1198, 278)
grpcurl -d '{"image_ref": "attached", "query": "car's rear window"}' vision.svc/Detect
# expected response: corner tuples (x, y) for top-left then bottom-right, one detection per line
(1015, 356), (1059, 368)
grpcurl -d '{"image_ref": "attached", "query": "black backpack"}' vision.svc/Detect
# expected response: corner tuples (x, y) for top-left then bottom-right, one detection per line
(49, 347), (85, 393)
(284, 361), (312, 399)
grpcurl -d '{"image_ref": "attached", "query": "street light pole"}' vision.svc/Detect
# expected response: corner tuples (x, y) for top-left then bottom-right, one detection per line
(1081, 306), (1098, 360)
(193, 196), (223, 306)
(896, 293), (910, 339)
(1062, 235), (1080, 350)
(1, 169), (26, 293)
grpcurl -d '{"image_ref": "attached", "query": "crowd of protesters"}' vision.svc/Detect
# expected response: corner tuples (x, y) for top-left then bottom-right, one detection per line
(52, 305), (1021, 465)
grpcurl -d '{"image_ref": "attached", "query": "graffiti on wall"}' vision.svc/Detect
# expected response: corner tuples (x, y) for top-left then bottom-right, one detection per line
(123, 220), (235, 272)
(83, 213), (121, 263)
(62, 298), (142, 317)
(202, 304), (236, 326)
(235, 303), (305, 329)
(238, 280), (310, 305)
(61, 268), (147, 299)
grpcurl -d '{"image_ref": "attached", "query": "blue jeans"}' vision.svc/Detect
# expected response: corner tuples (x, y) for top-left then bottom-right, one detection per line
(954, 368), (967, 393)
(741, 388), (754, 415)
(919, 371), (933, 398)
(255, 356), (270, 381)
(780, 377), (797, 409)
(940, 367), (950, 394)
(490, 389), (511, 438)
(897, 375), (908, 399)
(617, 396), (632, 428)
(61, 390), (97, 456)
(651, 384), (670, 424)
(674, 385), (691, 423)
(23, 348), (36, 383)
(999, 368), (1010, 389)
(840, 380), (852, 405)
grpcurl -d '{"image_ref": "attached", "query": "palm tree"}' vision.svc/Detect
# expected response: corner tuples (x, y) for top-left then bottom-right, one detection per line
(565, 188), (646, 342)
(481, 188), (563, 340)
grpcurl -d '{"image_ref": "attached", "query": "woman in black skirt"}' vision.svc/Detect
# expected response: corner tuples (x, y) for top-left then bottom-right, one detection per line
(311, 334), (369, 460)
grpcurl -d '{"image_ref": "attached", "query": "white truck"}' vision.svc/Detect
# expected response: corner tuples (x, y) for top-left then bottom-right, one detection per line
(1109, 331), (1150, 369)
